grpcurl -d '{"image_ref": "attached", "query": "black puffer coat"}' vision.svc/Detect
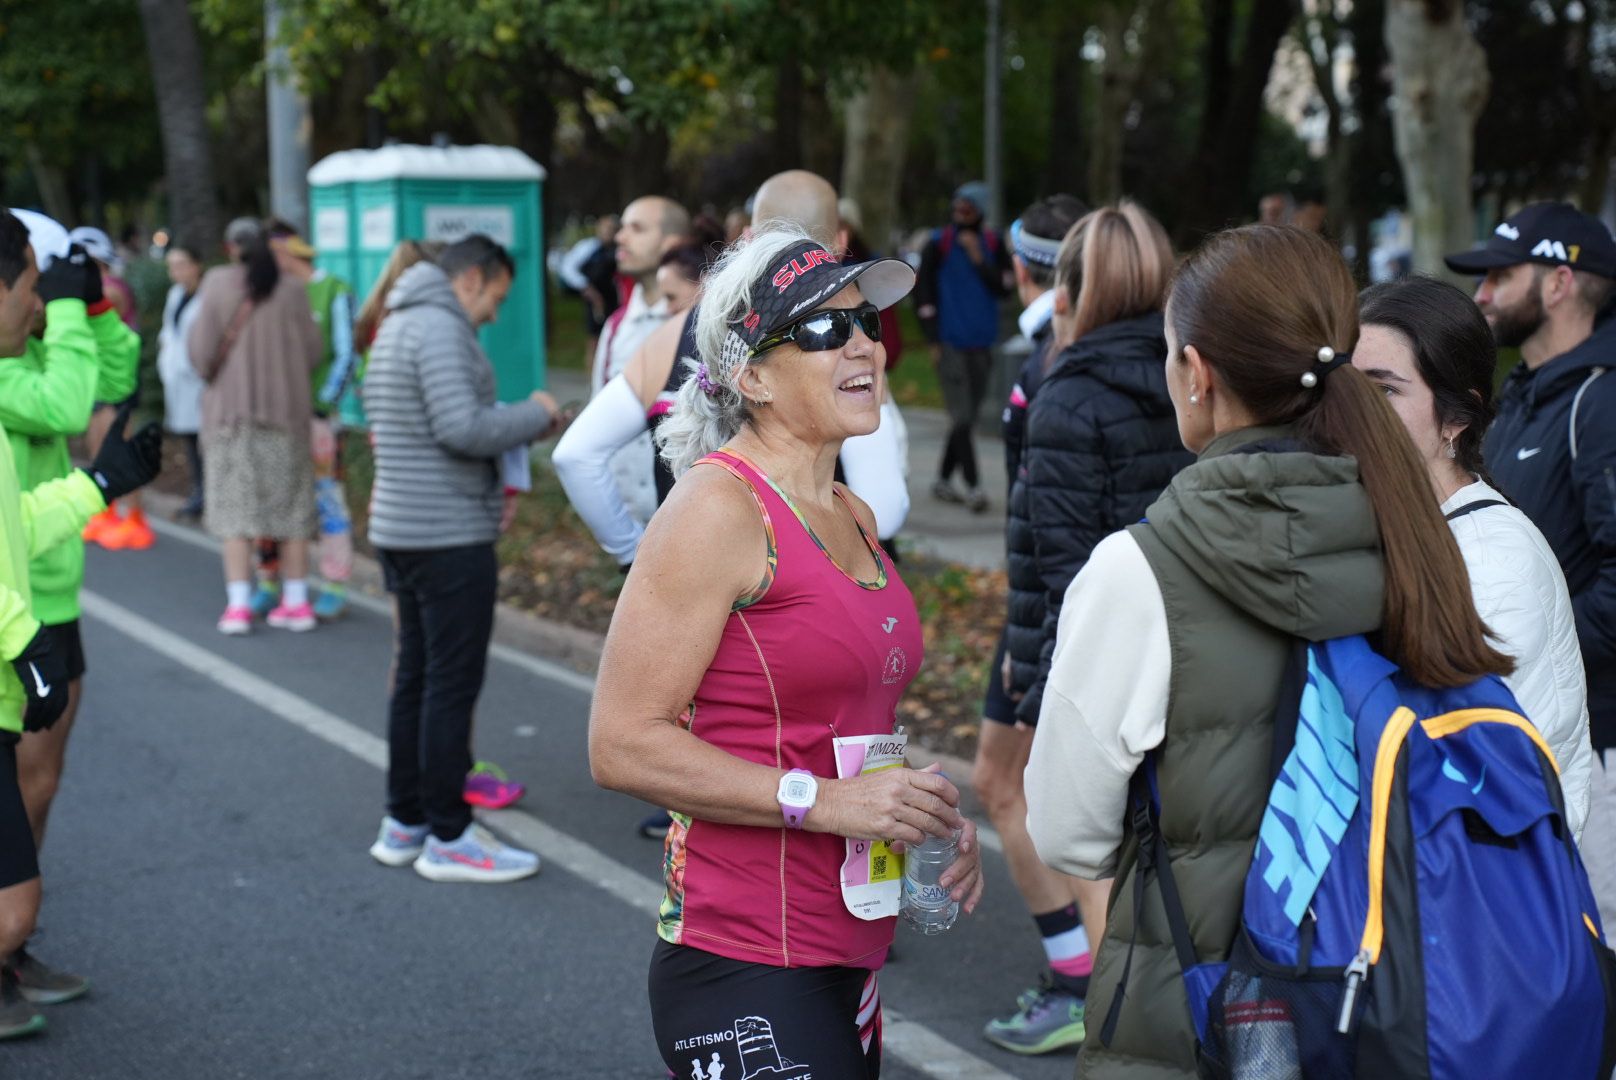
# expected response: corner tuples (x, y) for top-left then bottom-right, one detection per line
(1010, 311), (1193, 723)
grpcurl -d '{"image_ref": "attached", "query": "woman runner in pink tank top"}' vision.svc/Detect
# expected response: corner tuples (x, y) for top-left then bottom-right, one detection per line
(591, 226), (985, 1078)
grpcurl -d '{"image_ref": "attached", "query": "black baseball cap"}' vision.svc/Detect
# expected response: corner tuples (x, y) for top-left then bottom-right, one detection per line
(1444, 202), (1616, 278)
(734, 240), (914, 353)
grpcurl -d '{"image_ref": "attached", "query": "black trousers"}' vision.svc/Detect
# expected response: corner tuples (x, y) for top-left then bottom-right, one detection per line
(937, 345), (991, 488)
(378, 543), (498, 841)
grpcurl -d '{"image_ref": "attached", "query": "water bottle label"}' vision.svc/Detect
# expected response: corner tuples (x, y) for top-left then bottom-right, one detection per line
(832, 732), (910, 921)
(904, 880), (952, 907)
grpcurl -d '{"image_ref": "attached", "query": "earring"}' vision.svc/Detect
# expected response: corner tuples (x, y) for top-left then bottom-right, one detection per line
(1445, 437), (1457, 460)
(1189, 394), (1199, 405)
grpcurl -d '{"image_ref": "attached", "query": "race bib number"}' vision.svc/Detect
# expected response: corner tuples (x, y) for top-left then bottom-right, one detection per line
(832, 732), (907, 921)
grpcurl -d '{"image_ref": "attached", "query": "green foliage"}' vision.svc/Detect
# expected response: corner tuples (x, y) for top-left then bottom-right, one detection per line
(0, 0), (160, 175)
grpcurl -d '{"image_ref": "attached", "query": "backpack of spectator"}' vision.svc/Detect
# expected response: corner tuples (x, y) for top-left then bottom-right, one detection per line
(1119, 634), (1616, 1079)
(935, 224), (1000, 262)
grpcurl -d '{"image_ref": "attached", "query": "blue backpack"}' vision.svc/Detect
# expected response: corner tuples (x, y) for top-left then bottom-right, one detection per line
(1114, 635), (1616, 1079)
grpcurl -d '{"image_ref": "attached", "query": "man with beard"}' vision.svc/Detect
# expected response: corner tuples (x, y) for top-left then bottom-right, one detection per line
(1446, 201), (1616, 925)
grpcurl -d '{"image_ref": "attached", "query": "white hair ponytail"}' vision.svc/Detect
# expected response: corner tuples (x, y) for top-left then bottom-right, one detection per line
(655, 223), (817, 477)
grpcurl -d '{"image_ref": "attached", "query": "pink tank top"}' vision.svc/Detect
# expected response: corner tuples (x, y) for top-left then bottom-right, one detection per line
(657, 449), (923, 971)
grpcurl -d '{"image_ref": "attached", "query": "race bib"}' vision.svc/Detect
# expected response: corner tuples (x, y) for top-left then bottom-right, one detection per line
(832, 732), (908, 921)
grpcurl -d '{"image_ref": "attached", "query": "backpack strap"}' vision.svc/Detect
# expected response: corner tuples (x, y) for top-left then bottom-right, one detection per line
(1570, 367), (1606, 462)
(1099, 638), (1310, 1048)
(1444, 499), (1508, 522)
(1099, 754), (1200, 1046)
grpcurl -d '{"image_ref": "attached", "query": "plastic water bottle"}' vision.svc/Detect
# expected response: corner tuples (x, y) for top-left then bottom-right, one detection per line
(901, 826), (962, 934)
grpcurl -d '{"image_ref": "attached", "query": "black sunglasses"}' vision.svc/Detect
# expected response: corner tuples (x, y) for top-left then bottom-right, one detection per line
(751, 302), (883, 358)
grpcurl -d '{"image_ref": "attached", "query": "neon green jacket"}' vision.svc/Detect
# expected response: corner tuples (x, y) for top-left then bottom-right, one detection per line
(0, 299), (139, 624)
(0, 434), (104, 734)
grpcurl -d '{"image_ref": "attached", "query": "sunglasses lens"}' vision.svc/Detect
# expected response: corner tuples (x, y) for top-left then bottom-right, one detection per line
(792, 311), (852, 353)
(856, 304), (883, 343)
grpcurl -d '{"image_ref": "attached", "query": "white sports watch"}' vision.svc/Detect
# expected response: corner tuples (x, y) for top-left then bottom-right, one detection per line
(776, 769), (818, 829)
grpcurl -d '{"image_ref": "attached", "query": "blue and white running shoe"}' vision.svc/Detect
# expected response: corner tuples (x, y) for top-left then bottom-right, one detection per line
(413, 823), (540, 884)
(368, 816), (429, 867)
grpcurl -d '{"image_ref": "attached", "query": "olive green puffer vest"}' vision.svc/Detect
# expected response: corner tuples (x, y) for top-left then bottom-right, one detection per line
(1078, 426), (1384, 1080)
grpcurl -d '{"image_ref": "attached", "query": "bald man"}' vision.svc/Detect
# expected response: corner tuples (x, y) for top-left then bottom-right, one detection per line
(750, 170), (841, 250)
(587, 195), (689, 525)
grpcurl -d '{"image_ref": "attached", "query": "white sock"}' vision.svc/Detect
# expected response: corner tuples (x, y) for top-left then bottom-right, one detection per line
(282, 579), (309, 608)
(226, 580), (252, 610)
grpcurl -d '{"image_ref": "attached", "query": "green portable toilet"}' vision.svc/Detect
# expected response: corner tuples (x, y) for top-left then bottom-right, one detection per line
(307, 144), (548, 411)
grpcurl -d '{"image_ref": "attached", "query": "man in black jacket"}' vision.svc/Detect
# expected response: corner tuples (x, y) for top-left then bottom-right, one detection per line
(1446, 201), (1616, 923)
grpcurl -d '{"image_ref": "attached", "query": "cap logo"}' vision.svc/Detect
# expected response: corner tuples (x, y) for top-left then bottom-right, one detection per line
(743, 311), (761, 331)
(1532, 238), (1571, 262)
(1570, 245), (1582, 263)
(1496, 223), (1521, 241)
(771, 248), (837, 292)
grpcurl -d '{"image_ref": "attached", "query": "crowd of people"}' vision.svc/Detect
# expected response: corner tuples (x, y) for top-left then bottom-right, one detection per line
(1, 168), (1614, 1077)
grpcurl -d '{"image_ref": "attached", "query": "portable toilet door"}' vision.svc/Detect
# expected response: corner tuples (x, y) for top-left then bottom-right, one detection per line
(307, 144), (548, 404)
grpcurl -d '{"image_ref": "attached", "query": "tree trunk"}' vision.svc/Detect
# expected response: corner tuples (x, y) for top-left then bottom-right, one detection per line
(1581, 132), (1615, 217)
(1347, 0), (1390, 281)
(1385, 0), (1489, 280)
(137, 0), (222, 260)
(840, 68), (917, 254)
(773, 57), (804, 174)
(1043, 15), (1086, 198)
(800, 74), (840, 180)
(24, 145), (74, 225)
(1089, 0), (1171, 206)
(1178, 0), (1295, 240)
(1088, 5), (1130, 206)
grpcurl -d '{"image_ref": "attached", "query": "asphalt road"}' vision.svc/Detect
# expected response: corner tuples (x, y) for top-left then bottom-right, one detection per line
(3, 524), (1081, 1080)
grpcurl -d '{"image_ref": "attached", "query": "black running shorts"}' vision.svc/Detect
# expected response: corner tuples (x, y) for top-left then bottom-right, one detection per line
(0, 733), (39, 890)
(47, 620), (86, 683)
(648, 939), (882, 1079)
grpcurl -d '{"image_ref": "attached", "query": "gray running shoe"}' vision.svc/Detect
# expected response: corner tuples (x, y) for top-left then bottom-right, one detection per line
(9, 947), (88, 1006)
(369, 815), (430, 867)
(982, 979), (1085, 1055)
(413, 823), (540, 884)
(0, 967), (45, 1039)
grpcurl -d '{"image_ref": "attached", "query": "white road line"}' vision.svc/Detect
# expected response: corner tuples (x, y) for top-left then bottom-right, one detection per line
(144, 515), (1006, 854)
(79, 587), (1022, 1080)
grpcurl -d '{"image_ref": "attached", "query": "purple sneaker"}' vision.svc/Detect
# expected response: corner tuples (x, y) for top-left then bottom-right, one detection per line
(463, 761), (526, 810)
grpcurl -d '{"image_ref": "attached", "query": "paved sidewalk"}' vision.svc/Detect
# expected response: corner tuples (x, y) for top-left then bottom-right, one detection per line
(547, 368), (1008, 569)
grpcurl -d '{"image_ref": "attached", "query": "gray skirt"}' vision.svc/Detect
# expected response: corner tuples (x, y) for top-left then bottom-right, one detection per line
(202, 424), (316, 541)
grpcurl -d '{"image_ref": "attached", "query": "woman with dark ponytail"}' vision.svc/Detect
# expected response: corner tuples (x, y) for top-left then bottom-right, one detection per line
(1357, 276), (1593, 838)
(188, 222), (324, 635)
(1023, 226), (1514, 1079)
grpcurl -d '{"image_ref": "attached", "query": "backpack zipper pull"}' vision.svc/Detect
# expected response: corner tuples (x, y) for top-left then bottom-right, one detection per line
(1336, 949), (1370, 1034)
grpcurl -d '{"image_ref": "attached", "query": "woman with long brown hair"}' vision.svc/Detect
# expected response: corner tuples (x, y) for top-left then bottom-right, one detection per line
(1024, 225), (1513, 1078)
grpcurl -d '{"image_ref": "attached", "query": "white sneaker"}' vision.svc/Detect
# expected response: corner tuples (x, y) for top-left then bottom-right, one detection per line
(413, 823), (540, 884)
(368, 816), (429, 867)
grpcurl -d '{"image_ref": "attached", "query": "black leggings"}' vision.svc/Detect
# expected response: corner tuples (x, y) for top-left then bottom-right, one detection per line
(649, 939), (881, 1079)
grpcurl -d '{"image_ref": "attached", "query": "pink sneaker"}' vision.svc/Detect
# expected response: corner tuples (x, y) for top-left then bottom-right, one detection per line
(463, 761), (526, 809)
(217, 606), (252, 636)
(266, 602), (318, 633)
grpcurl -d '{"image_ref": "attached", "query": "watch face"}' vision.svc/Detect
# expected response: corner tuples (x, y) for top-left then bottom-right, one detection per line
(784, 779), (812, 802)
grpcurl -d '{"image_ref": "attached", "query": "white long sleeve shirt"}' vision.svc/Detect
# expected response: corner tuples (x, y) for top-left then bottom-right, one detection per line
(1026, 530), (1170, 879)
(1444, 480), (1594, 839)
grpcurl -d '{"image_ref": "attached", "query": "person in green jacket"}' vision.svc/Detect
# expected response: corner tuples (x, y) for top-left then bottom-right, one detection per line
(3, 216), (140, 861)
(0, 213), (162, 1039)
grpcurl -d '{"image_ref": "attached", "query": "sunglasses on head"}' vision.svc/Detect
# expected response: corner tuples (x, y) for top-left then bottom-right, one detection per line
(751, 302), (883, 358)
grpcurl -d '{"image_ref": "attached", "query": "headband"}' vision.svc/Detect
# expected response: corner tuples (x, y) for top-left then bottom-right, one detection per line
(1010, 219), (1064, 268)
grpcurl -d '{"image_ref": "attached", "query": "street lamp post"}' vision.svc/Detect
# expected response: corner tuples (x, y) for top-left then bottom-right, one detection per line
(985, 0), (1004, 230)
(265, 0), (311, 233)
